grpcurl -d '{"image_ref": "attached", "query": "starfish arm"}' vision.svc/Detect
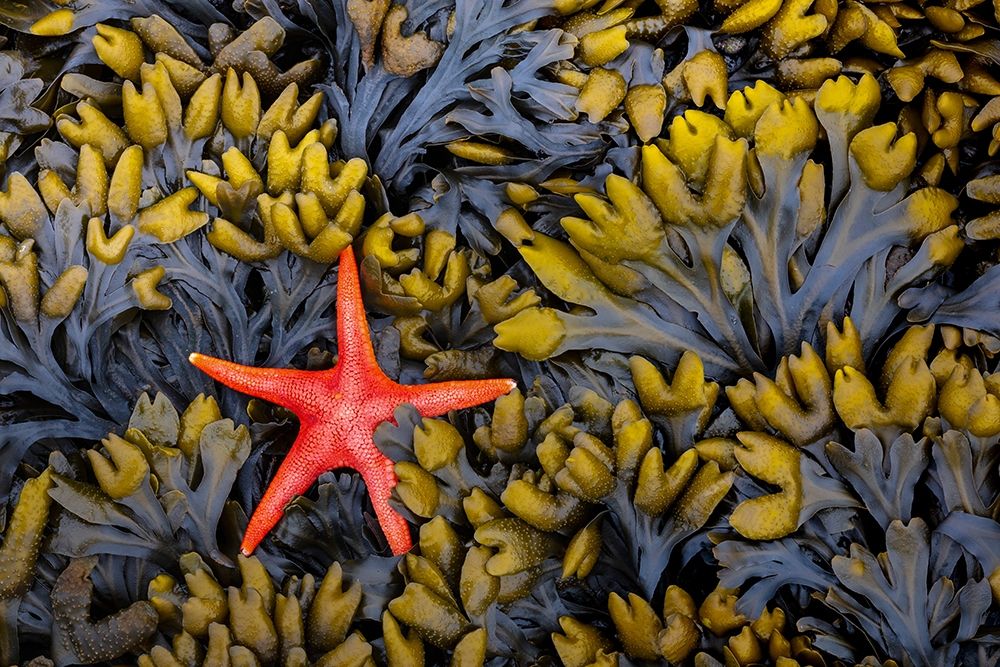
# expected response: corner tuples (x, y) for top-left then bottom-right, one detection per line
(359, 456), (412, 556)
(241, 430), (333, 556)
(397, 378), (518, 418)
(335, 245), (380, 369)
(189, 352), (325, 413)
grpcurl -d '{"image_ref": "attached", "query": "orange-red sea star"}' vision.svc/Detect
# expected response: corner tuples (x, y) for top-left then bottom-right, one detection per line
(189, 245), (516, 556)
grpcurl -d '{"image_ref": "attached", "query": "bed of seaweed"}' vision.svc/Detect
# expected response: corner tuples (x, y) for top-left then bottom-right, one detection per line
(2, 0), (1000, 665)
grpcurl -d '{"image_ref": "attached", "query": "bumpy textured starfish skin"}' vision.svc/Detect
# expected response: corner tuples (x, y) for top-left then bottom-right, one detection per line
(190, 246), (516, 556)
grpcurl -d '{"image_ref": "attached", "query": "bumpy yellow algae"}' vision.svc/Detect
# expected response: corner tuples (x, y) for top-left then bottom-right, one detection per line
(575, 68), (627, 122)
(663, 585), (697, 620)
(552, 616), (613, 667)
(849, 123), (918, 192)
(451, 627), (488, 666)
(634, 449), (696, 516)
(393, 316), (438, 361)
(613, 402), (653, 485)
(659, 610), (700, 663)
(258, 86), (325, 144)
(86, 433), (149, 499)
(489, 388), (530, 453)
(886, 50), (963, 103)
(0, 244), (40, 322)
(271, 195), (358, 263)
(648, 136), (748, 226)
(722, 82), (784, 139)
(155, 53), (207, 97)
(458, 547), (499, 617)
(303, 151), (368, 215)
(141, 61), (188, 130)
(446, 140), (516, 165)
(777, 57), (842, 90)
(557, 438), (616, 501)
(182, 74), (224, 140)
(474, 517), (555, 577)
(411, 418), (464, 473)
(826, 1), (902, 57)
(129, 15), (200, 67)
(833, 359), (936, 436)
(122, 81), (168, 149)
(719, 0), (783, 34)
(178, 554), (226, 636)
(461, 489), (503, 530)
(87, 218), (135, 265)
(384, 611), (425, 667)
(265, 129), (324, 193)
(562, 520), (602, 579)
(578, 25), (629, 66)
(107, 144), (144, 221)
(138, 188), (209, 242)
(418, 518), (464, 583)
(221, 68), (261, 140)
(0, 469), (53, 600)
(660, 588), (702, 662)
(938, 367), (1000, 437)
(175, 394), (222, 463)
(227, 585), (279, 664)
(677, 50), (728, 109)
(29, 8), (74, 35)
(41, 265), (88, 319)
(362, 211), (423, 271)
(656, 109), (733, 182)
(608, 592), (662, 661)
(624, 84), (667, 142)
(727, 343), (835, 446)
(728, 625), (766, 664)
(760, 0), (827, 59)
(754, 97), (818, 159)
(492, 304), (565, 361)
(346, 0), (391, 69)
(501, 475), (585, 531)
(630, 351), (719, 432)
(38, 144), (108, 217)
(0, 173), (47, 240)
(825, 317), (865, 375)
(699, 587), (746, 636)
(695, 437), (740, 470)
(395, 461), (441, 518)
(930, 91), (966, 150)
(388, 583), (470, 649)
(57, 102), (130, 165)
(562, 7), (633, 38)
(309, 562), (362, 652)
(729, 432), (802, 540)
(562, 174), (664, 265)
(670, 462), (736, 533)
(132, 266), (172, 310)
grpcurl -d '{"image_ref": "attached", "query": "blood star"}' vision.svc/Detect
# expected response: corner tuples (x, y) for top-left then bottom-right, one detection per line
(189, 245), (516, 556)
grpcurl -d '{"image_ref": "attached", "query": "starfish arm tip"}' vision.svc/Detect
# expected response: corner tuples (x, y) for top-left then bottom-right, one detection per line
(188, 352), (203, 364)
(239, 547), (252, 557)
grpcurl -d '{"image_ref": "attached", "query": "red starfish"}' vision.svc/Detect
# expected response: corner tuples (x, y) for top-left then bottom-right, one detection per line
(189, 245), (516, 556)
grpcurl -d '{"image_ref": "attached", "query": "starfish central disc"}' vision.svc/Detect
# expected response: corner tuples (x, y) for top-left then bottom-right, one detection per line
(189, 245), (516, 556)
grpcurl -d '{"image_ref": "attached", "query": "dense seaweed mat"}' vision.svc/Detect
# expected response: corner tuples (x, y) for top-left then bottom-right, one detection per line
(3, 0), (1000, 665)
